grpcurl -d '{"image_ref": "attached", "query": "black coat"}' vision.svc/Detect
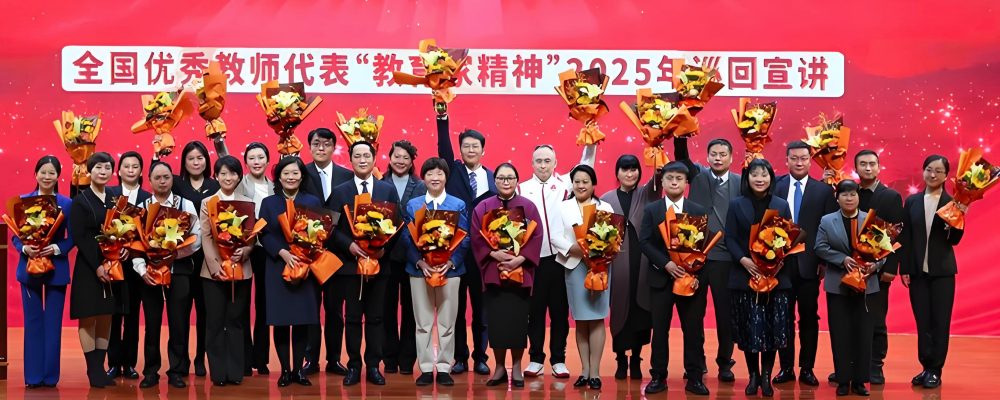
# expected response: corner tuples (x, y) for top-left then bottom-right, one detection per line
(860, 182), (904, 275)
(381, 173), (427, 263)
(329, 177), (401, 276)
(724, 195), (794, 290)
(900, 192), (964, 276)
(107, 184), (152, 205)
(68, 189), (121, 319)
(303, 162), (355, 207)
(638, 198), (708, 290)
(259, 192), (324, 326)
(774, 175), (838, 279)
(436, 115), (497, 216)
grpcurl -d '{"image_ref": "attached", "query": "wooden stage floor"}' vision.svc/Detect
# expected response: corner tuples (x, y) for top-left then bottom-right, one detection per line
(3, 327), (997, 399)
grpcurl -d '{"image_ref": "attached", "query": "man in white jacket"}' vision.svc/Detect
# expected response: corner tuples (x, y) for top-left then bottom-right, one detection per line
(518, 143), (595, 378)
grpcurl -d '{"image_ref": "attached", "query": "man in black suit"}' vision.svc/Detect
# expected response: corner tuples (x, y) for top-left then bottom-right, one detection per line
(638, 161), (711, 396)
(772, 141), (838, 386)
(329, 141), (401, 386)
(675, 136), (741, 381)
(827, 150), (903, 385)
(436, 113), (496, 376)
(301, 128), (354, 376)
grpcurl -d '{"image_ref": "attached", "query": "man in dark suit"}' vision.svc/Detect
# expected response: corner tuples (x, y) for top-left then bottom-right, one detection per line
(329, 141), (401, 386)
(301, 128), (354, 376)
(638, 161), (711, 396)
(827, 150), (903, 385)
(436, 114), (497, 375)
(675, 136), (741, 381)
(772, 141), (838, 386)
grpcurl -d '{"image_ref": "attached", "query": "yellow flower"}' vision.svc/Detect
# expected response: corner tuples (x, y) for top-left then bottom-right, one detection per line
(964, 163), (990, 189)
(366, 211), (385, 220)
(774, 227), (788, 238)
(422, 219), (446, 231)
(120, 215), (133, 225)
(20, 225), (32, 233)
(589, 239), (608, 251)
(163, 218), (178, 228)
(219, 212), (235, 221)
(488, 215), (508, 231)
(26, 206), (42, 214)
(738, 120), (755, 129)
(641, 109), (667, 127)
(227, 226), (243, 237)
(271, 91), (303, 110)
(355, 223), (373, 232)
(575, 82), (604, 105)
(359, 122), (377, 135)
(765, 249), (776, 260)
(220, 223), (229, 230)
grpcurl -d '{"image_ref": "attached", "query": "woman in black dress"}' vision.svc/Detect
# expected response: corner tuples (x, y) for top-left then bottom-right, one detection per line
(259, 156), (323, 387)
(236, 142), (274, 374)
(69, 152), (122, 388)
(599, 155), (659, 380)
(171, 141), (220, 377)
(723, 159), (794, 397)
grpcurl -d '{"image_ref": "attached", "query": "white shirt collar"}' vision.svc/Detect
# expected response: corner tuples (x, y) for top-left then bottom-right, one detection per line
(354, 175), (374, 193)
(424, 192), (448, 208)
(218, 191), (236, 201)
(791, 174), (809, 189)
(465, 164), (482, 175)
(712, 172), (729, 184)
(317, 162), (333, 177)
(862, 180), (881, 192)
(665, 196), (685, 212)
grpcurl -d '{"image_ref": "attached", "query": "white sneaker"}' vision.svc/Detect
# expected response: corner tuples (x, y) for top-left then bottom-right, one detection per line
(524, 362), (544, 377)
(551, 363), (571, 378)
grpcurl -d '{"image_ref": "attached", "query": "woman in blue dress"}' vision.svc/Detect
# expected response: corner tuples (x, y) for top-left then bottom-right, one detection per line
(15, 156), (74, 388)
(259, 156), (323, 387)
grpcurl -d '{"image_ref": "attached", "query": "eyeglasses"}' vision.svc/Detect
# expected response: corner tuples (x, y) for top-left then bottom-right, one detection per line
(311, 141), (333, 149)
(496, 176), (517, 183)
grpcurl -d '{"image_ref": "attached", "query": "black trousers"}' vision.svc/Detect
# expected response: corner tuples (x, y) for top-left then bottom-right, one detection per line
(649, 281), (708, 380)
(870, 280), (891, 369)
(827, 292), (874, 385)
(909, 274), (955, 376)
(527, 256), (570, 365)
(383, 260), (416, 369)
(108, 265), (143, 370)
(341, 274), (388, 369)
(779, 272), (821, 370)
(191, 254), (208, 370)
(250, 246), (270, 369)
(306, 273), (345, 367)
(140, 274), (193, 378)
(202, 278), (251, 383)
(704, 260), (734, 368)
(455, 252), (489, 363)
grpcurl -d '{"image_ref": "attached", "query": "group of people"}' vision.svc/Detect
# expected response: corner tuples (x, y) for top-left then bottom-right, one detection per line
(15, 110), (963, 397)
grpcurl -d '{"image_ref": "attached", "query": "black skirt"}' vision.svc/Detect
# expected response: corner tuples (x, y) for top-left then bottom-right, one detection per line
(69, 255), (120, 319)
(485, 285), (530, 350)
(730, 289), (792, 353)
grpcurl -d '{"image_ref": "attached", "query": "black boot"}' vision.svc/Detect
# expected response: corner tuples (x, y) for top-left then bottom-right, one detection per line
(84, 351), (106, 388)
(615, 353), (628, 380)
(630, 354), (643, 379)
(745, 372), (760, 395)
(95, 350), (117, 387)
(761, 371), (775, 396)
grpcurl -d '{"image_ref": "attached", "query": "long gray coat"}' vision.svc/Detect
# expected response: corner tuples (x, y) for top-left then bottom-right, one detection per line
(600, 175), (661, 336)
(815, 210), (884, 295)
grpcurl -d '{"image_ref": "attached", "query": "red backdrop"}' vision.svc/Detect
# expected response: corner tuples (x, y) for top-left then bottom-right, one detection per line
(3, 0), (1000, 336)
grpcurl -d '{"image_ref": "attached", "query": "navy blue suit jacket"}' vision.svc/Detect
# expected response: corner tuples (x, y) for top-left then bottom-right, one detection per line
(774, 175), (838, 279)
(724, 195), (794, 290)
(436, 115), (497, 217)
(330, 177), (401, 276)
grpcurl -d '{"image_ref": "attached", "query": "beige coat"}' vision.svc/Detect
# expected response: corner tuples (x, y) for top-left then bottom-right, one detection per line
(199, 191), (256, 280)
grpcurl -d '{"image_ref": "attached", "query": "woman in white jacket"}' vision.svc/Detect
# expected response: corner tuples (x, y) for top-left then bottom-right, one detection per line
(550, 165), (614, 390)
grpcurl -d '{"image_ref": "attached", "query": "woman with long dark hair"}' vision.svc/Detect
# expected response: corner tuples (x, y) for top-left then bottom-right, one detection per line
(901, 155), (964, 389)
(172, 141), (220, 377)
(16, 156), (73, 388)
(723, 158), (794, 397)
(68, 152), (122, 388)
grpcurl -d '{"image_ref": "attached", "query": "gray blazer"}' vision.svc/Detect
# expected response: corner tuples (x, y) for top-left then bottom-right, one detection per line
(383, 173), (427, 263)
(815, 210), (883, 295)
(675, 138), (741, 261)
(236, 175), (274, 202)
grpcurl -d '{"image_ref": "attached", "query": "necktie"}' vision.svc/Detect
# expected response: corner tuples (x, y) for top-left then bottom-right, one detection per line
(320, 170), (330, 200)
(716, 176), (724, 186)
(469, 171), (478, 197)
(793, 181), (803, 224)
(361, 181), (369, 194)
(428, 200), (437, 210)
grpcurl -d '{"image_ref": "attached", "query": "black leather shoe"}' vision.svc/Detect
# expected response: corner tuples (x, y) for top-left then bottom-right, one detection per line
(772, 368), (795, 384)
(574, 376), (589, 387)
(415, 372), (434, 386)
(255, 365), (270, 375)
(923, 373), (941, 388)
(326, 361), (348, 375)
(836, 384), (850, 396)
(615, 353), (628, 380)
(139, 375), (159, 388)
(512, 379), (525, 388)
(799, 368), (820, 386)
(124, 366), (140, 379)
(343, 368), (361, 386)
(437, 372), (454, 386)
(474, 360), (491, 375)
(451, 361), (468, 374)
(195, 362), (207, 377)
(277, 370), (292, 387)
(302, 361), (320, 375)
(367, 367), (386, 385)
(168, 375), (186, 388)
(485, 370), (508, 387)
(630, 357), (643, 379)
(852, 384), (870, 396)
(588, 377), (601, 390)
(686, 379), (710, 395)
(213, 381), (226, 387)
(719, 359), (736, 382)
(26, 383), (41, 389)
(761, 372), (774, 396)
(228, 380), (242, 386)
(42, 383), (57, 388)
(107, 366), (122, 379)
(829, 372), (837, 382)
(745, 372), (760, 395)
(645, 379), (667, 394)
(871, 368), (885, 385)
(295, 369), (312, 386)
(911, 370), (928, 385)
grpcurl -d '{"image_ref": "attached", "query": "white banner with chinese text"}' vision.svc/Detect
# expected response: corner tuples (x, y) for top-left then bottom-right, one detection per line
(62, 46), (844, 97)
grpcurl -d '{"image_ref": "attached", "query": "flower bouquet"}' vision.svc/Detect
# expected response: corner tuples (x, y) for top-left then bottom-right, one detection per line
(133, 202), (198, 286)
(668, 59), (725, 116)
(53, 111), (101, 186)
(392, 39), (470, 114)
(748, 209), (806, 293)
(131, 89), (194, 158)
(845, 209), (903, 292)
(336, 109), (385, 178)
(573, 204), (625, 293)
(256, 81), (323, 156)
(206, 197), (267, 298)
(660, 207), (723, 296)
(408, 206), (468, 287)
(937, 148), (1000, 229)
(803, 113), (852, 187)
(480, 206), (538, 284)
(276, 199), (341, 285)
(732, 99), (778, 168)
(97, 197), (146, 283)
(555, 68), (611, 146)
(620, 89), (699, 169)
(194, 61), (228, 140)
(345, 193), (401, 277)
(3, 195), (66, 275)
